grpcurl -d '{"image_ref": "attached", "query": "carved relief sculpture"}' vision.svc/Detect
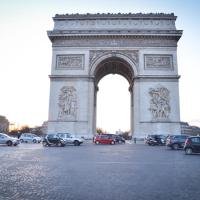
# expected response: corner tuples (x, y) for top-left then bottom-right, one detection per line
(56, 54), (84, 69)
(149, 87), (170, 119)
(58, 86), (77, 120)
(89, 50), (139, 67)
(145, 54), (173, 70)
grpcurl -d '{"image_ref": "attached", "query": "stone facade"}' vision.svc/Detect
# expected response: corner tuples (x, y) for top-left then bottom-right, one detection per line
(47, 13), (182, 138)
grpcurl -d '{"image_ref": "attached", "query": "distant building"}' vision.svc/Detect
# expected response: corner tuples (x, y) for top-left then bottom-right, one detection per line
(180, 122), (200, 136)
(0, 115), (9, 133)
(30, 121), (48, 135)
(41, 121), (48, 134)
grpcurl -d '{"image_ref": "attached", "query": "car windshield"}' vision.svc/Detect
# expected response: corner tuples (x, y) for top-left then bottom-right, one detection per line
(31, 134), (38, 137)
(48, 134), (57, 139)
(0, 133), (9, 138)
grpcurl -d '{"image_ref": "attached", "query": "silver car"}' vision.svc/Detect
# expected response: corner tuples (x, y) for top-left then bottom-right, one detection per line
(19, 133), (42, 143)
(0, 133), (20, 146)
(57, 133), (83, 146)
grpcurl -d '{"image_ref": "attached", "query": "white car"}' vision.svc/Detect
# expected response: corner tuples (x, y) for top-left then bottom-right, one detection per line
(57, 133), (83, 146)
(0, 133), (20, 146)
(19, 133), (42, 143)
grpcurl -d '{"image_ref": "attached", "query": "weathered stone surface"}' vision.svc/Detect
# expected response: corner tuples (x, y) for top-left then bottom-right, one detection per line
(47, 13), (182, 138)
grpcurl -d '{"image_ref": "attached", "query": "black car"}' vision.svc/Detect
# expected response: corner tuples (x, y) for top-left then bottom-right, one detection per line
(145, 134), (166, 146)
(112, 135), (126, 144)
(166, 134), (189, 150)
(43, 134), (66, 147)
(184, 136), (200, 154)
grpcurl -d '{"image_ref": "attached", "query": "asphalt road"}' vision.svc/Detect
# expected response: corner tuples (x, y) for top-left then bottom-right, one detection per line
(0, 141), (200, 200)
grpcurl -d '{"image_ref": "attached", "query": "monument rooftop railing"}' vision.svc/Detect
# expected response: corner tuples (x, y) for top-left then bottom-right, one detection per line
(53, 13), (177, 20)
(50, 13), (179, 31)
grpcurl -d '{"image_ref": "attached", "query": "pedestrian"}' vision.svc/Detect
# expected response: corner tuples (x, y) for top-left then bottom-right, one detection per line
(134, 137), (136, 144)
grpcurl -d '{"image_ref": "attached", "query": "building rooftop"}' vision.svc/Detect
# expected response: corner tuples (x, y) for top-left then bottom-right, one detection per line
(54, 13), (176, 20)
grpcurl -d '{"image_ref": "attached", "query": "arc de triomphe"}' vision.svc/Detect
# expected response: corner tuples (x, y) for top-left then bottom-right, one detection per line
(47, 13), (182, 138)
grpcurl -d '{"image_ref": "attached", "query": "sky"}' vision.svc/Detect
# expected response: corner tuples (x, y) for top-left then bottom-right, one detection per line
(0, 0), (200, 133)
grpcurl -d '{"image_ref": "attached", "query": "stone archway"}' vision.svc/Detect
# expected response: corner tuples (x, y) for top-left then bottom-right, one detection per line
(47, 13), (182, 139)
(91, 54), (135, 136)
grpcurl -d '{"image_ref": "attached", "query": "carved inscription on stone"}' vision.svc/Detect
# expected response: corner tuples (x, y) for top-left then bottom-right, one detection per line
(89, 50), (139, 66)
(145, 54), (173, 69)
(54, 19), (176, 30)
(149, 87), (170, 119)
(56, 54), (84, 69)
(58, 86), (77, 120)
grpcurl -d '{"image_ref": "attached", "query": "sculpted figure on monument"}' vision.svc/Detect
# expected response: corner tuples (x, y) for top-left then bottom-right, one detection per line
(149, 87), (170, 119)
(58, 86), (77, 119)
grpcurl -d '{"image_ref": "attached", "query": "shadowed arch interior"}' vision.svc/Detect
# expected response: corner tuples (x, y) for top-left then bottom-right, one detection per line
(94, 57), (134, 86)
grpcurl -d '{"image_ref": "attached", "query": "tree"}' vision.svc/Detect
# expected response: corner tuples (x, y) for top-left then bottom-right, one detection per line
(96, 127), (106, 134)
(120, 131), (132, 140)
(20, 125), (30, 133)
(31, 126), (44, 135)
(0, 115), (9, 133)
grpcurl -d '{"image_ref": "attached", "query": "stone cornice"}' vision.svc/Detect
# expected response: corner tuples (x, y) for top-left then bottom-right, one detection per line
(48, 29), (182, 36)
(49, 75), (94, 80)
(54, 13), (176, 20)
(134, 75), (181, 81)
(49, 75), (180, 80)
(47, 31), (182, 43)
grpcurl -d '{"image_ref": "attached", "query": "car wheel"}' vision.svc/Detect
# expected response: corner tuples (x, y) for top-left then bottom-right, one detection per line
(57, 142), (62, 147)
(33, 139), (37, 143)
(111, 140), (115, 145)
(20, 139), (24, 143)
(42, 141), (48, 147)
(7, 141), (13, 146)
(185, 148), (193, 155)
(95, 141), (100, 145)
(172, 144), (179, 150)
(74, 140), (80, 146)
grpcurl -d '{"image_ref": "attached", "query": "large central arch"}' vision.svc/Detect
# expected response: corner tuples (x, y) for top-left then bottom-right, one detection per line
(47, 13), (182, 138)
(91, 54), (135, 135)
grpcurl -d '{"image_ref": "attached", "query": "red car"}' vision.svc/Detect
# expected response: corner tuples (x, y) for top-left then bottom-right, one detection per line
(93, 134), (116, 145)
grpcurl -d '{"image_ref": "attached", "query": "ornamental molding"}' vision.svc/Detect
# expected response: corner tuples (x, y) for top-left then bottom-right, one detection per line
(56, 54), (84, 70)
(89, 50), (139, 67)
(54, 13), (176, 19)
(149, 86), (170, 120)
(144, 54), (173, 70)
(51, 37), (178, 47)
(48, 29), (182, 36)
(58, 86), (78, 121)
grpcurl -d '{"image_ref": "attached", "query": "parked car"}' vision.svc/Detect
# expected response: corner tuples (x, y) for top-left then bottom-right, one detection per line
(166, 134), (189, 150)
(0, 133), (20, 146)
(93, 134), (116, 145)
(19, 133), (42, 143)
(42, 134), (65, 147)
(112, 135), (126, 144)
(184, 136), (200, 154)
(57, 133), (83, 146)
(145, 135), (166, 146)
